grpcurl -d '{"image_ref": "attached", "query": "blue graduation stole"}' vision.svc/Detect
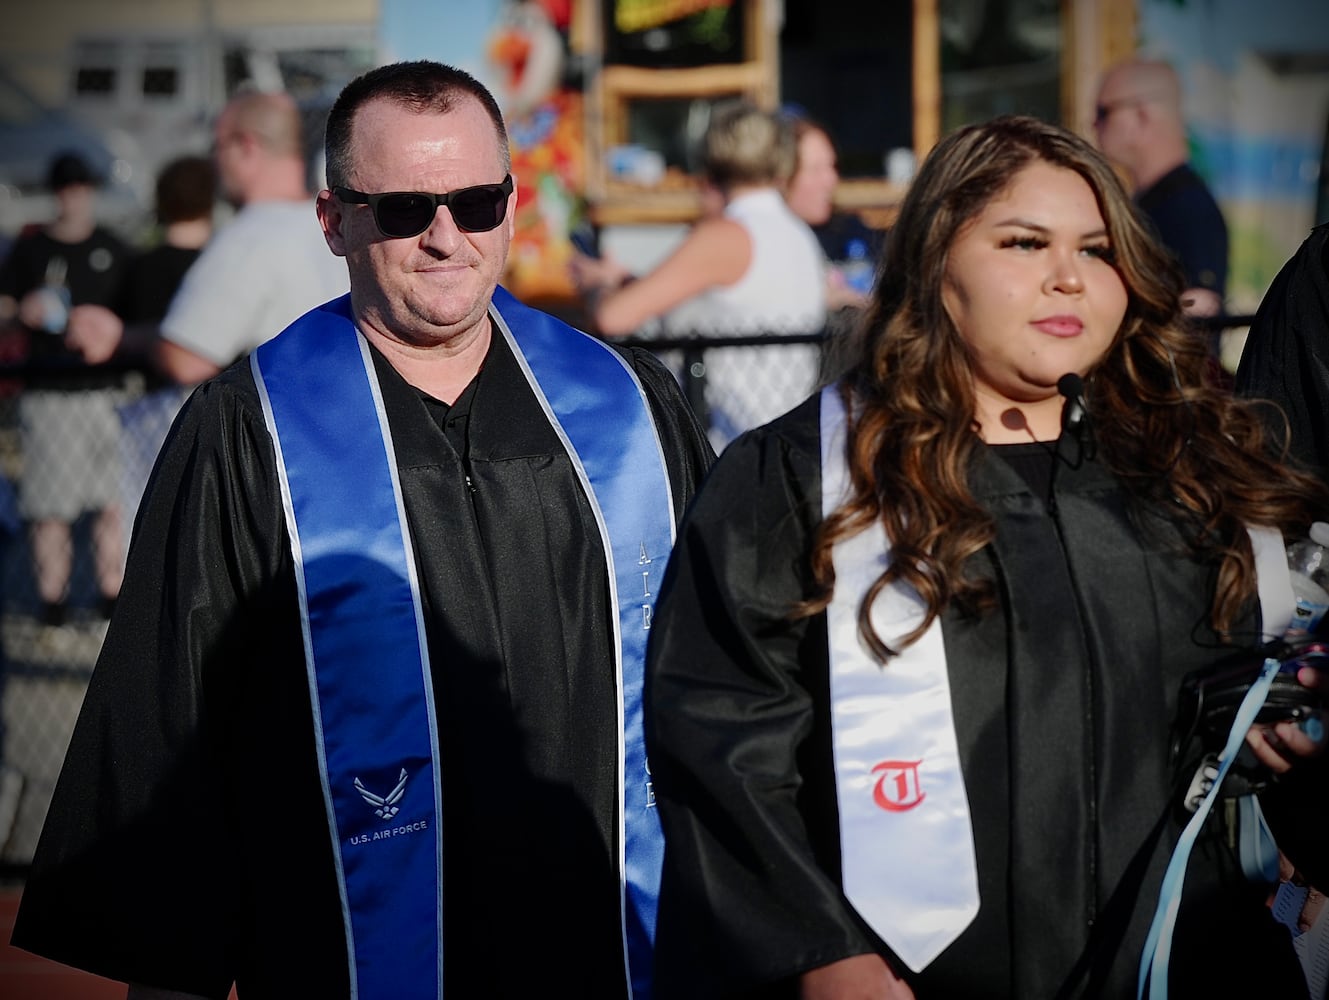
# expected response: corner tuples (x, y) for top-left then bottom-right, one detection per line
(252, 289), (674, 999)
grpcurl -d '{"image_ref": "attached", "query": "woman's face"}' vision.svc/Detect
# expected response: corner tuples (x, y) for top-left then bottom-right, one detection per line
(941, 160), (1127, 436)
(786, 128), (838, 226)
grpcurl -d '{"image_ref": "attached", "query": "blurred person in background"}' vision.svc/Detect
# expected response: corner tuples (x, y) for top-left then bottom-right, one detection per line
(67, 89), (347, 384)
(783, 110), (885, 314)
(112, 154), (216, 333)
(572, 101), (826, 451)
(0, 151), (132, 627)
(84, 154), (216, 529)
(1093, 59), (1228, 324)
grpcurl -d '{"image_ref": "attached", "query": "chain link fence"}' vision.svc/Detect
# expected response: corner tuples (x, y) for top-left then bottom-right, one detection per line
(0, 359), (158, 878)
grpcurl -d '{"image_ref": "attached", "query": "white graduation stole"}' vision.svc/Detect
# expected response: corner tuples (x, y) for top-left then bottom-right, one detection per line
(819, 385), (980, 972)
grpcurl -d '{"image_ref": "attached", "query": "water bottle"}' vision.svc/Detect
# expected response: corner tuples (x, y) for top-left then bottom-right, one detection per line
(34, 284), (71, 334)
(1285, 521), (1329, 638)
(840, 239), (874, 297)
(36, 256), (70, 335)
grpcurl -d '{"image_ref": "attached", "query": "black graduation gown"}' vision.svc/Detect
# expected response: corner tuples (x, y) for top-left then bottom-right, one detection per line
(13, 322), (714, 999)
(1235, 223), (1329, 482)
(646, 394), (1320, 999)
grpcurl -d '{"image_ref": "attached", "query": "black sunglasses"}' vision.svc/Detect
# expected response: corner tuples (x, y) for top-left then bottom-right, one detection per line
(1093, 97), (1143, 126)
(334, 175), (514, 238)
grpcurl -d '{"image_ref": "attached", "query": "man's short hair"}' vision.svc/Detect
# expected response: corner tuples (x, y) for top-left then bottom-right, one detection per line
(324, 60), (511, 190)
(224, 90), (305, 159)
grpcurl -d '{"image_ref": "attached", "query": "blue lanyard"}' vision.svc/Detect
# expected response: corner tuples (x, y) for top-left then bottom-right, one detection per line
(1136, 656), (1280, 999)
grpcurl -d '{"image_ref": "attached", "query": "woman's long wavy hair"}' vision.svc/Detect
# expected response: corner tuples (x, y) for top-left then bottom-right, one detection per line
(803, 115), (1327, 661)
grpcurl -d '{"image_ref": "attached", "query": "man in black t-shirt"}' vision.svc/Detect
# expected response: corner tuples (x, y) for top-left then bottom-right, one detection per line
(1094, 59), (1228, 321)
(0, 151), (132, 626)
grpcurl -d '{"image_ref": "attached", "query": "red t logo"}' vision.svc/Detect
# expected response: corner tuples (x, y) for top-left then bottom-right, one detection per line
(872, 759), (926, 811)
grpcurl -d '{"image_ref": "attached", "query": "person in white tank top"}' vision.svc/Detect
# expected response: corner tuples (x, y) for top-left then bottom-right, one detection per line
(573, 102), (827, 450)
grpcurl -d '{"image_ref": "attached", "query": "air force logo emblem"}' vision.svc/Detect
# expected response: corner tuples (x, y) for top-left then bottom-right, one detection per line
(355, 768), (408, 821)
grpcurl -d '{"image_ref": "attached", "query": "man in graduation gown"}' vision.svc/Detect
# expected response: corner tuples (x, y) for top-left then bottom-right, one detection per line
(646, 392), (1323, 999)
(13, 61), (713, 1000)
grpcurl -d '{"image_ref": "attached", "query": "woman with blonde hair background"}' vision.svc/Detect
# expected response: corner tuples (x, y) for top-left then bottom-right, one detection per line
(572, 101), (826, 450)
(646, 115), (1328, 998)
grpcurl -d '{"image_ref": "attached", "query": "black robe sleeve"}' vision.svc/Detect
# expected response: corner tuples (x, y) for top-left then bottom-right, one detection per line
(1235, 223), (1329, 481)
(647, 398), (875, 1000)
(12, 367), (297, 999)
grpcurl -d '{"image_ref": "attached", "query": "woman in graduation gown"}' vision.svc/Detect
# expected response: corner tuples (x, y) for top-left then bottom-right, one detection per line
(645, 115), (1329, 999)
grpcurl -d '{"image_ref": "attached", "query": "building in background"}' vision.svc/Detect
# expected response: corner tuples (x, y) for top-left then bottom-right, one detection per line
(1, 0), (1327, 323)
(1, 1), (377, 239)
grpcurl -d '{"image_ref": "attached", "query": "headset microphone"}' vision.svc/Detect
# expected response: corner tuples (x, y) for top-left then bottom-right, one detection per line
(1057, 373), (1087, 438)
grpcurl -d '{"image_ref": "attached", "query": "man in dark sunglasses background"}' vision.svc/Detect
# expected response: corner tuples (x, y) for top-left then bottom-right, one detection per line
(16, 60), (714, 1000)
(1093, 58), (1229, 328)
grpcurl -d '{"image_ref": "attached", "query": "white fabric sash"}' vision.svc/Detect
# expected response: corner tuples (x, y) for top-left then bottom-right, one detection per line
(1248, 524), (1294, 641)
(820, 385), (980, 972)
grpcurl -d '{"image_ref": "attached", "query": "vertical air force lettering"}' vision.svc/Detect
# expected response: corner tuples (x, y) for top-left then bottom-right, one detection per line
(640, 540), (654, 631)
(640, 539), (658, 811)
(488, 286), (672, 999)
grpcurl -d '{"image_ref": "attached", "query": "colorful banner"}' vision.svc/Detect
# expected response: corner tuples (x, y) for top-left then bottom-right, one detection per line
(380, 0), (586, 303)
(614, 0), (733, 34)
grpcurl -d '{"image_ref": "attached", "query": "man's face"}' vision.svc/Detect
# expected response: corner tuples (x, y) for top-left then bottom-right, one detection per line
(211, 108), (249, 206)
(1091, 71), (1143, 170)
(54, 182), (96, 226)
(317, 95), (515, 349)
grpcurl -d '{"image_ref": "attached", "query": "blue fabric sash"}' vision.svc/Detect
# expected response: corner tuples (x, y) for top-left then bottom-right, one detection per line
(253, 296), (442, 999)
(253, 289), (674, 999)
(490, 285), (673, 999)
